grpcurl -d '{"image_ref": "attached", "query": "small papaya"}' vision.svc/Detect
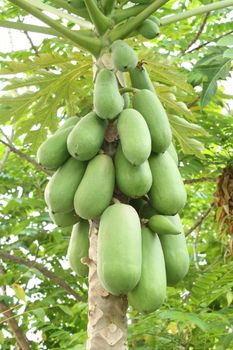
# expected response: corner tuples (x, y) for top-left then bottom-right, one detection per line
(49, 209), (80, 227)
(97, 203), (141, 296)
(67, 220), (89, 277)
(149, 16), (161, 26)
(117, 108), (151, 165)
(94, 68), (124, 120)
(138, 19), (160, 39)
(44, 157), (86, 213)
(149, 152), (187, 215)
(67, 112), (107, 161)
(74, 154), (115, 219)
(148, 215), (181, 235)
(128, 227), (166, 312)
(159, 215), (189, 286)
(37, 126), (73, 170)
(55, 116), (80, 134)
(111, 40), (138, 72)
(115, 144), (152, 198)
(139, 202), (157, 219)
(167, 142), (178, 166)
(129, 65), (155, 93)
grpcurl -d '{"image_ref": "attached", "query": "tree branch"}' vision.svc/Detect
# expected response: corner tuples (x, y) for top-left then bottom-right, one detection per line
(184, 177), (217, 184)
(185, 202), (215, 236)
(0, 20), (59, 36)
(112, 4), (147, 24)
(84, 0), (112, 35)
(183, 12), (210, 53)
(0, 251), (84, 302)
(23, 30), (39, 56)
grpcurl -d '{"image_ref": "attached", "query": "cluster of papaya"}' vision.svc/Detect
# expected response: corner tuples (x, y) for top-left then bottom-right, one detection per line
(37, 38), (189, 313)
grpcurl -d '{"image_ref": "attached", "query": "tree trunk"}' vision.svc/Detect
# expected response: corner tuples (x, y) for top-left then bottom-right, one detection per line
(87, 222), (128, 350)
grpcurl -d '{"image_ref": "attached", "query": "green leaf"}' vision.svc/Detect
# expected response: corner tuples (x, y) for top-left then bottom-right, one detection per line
(217, 34), (233, 46)
(12, 283), (26, 301)
(223, 48), (233, 58)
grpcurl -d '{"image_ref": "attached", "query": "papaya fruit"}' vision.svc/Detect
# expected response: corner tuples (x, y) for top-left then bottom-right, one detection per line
(37, 126), (73, 170)
(74, 154), (115, 219)
(133, 89), (172, 153)
(67, 220), (89, 277)
(139, 202), (157, 219)
(55, 116), (80, 133)
(128, 227), (166, 312)
(94, 68), (124, 120)
(129, 65), (155, 93)
(159, 215), (189, 286)
(138, 19), (160, 39)
(111, 40), (138, 72)
(148, 215), (181, 235)
(44, 157), (86, 213)
(149, 151), (187, 215)
(149, 16), (161, 26)
(49, 209), (80, 227)
(97, 203), (141, 296)
(117, 108), (151, 165)
(67, 112), (107, 161)
(167, 142), (178, 166)
(115, 144), (152, 198)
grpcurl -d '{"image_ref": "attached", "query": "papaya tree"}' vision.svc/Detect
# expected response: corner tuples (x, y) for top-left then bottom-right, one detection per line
(0, 0), (233, 349)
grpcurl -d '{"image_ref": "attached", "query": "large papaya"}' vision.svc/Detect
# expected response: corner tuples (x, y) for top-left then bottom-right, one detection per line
(44, 157), (86, 214)
(148, 215), (181, 235)
(138, 19), (160, 39)
(128, 227), (166, 312)
(111, 40), (138, 72)
(37, 126), (73, 170)
(74, 154), (115, 219)
(67, 220), (89, 277)
(159, 215), (189, 286)
(55, 116), (80, 134)
(133, 89), (172, 153)
(49, 209), (80, 227)
(97, 203), (141, 296)
(167, 142), (178, 166)
(129, 65), (155, 93)
(94, 68), (124, 120)
(117, 108), (151, 165)
(149, 151), (187, 215)
(115, 144), (152, 198)
(67, 112), (107, 161)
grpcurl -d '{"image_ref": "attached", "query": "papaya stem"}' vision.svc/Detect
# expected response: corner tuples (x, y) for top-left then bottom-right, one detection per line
(120, 87), (138, 94)
(112, 4), (147, 24)
(84, 0), (112, 35)
(101, 0), (116, 15)
(49, 0), (90, 20)
(0, 20), (59, 36)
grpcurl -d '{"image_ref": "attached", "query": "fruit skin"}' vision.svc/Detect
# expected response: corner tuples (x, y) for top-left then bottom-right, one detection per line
(159, 215), (189, 286)
(115, 144), (152, 198)
(133, 89), (172, 153)
(138, 19), (160, 39)
(55, 116), (80, 133)
(148, 215), (181, 235)
(111, 40), (138, 72)
(44, 157), (86, 214)
(123, 93), (130, 108)
(94, 68), (124, 120)
(167, 142), (178, 166)
(74, 154), (115, 219)
(130, 65), (155, 93)
(67, 112), (107, 161)
(149, 16), (160, 26)
(49, 209), (80, 227)
(97, 203), (141, 296)
(117, 108), (151, 165)
(37, 126), (73, 170)
(128, 227), (166, 312)
(149, 152), (187, 215)
(67, 220), (90, 277)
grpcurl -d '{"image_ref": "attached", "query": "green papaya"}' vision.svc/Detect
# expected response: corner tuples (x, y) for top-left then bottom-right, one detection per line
(67, 220), (89, 277)
(133, 89), (172, 153)
(94, 69), (124, 120)
(97, 203), (141, 296)
(55, 116), (80, 133)
(44, 157), (86, 213)
(117, 108), (151, 165)
(149, 152), (187, 215)
(129, 65), (155, 93)
(148, 215), (181, 235)
(37, 126), (73, 170)
(128, 227), (166, 312)
(139, 202), (157, 219)
(149, 16), (161, 26)
(111, 40), (138, 72)
(115, 144), (152, 198)
(74, 154), (115, 219)
(167, 142), (178, 166)
(67, 112), (107, 161)
(159, 215), (189, 286)
(138, 19), (160, 39)
(49, 209), (80, 227)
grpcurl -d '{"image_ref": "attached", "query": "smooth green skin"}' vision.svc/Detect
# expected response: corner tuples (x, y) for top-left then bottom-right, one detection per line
(159, 214), (190, 286)
(167, 142), (179, 166)
(149, 152), (187, 215)
(115, 144), (152, 198)
(150, 16), (161, 26)
(67, 112), (107, 161)
(74, 154), (115, 219)
(130, 66), (155, 93)
(133, 89), (172, 153)
(117, 108), (151, 165)
(123, 92), (130, 108)
(49, 209), (80, 227)
(37, 126), (73, 170)
(94, 69), (124, 120)
(44, 157), (86, 214)
(139, 202), (157, 219)
(67, 220), (89, 277)
(148, 215), (181, 235)
(138, 19), (160, 39)
(55, 116), (80, 134)
(97, 203), (141, 296)
(69, 0), (85, 9)
(111, 40), (138, 72)
(128, 227), (166, 313)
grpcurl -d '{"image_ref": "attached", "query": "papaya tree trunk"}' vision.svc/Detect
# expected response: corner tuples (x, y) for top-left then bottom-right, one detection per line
(87, 222), (128, 350)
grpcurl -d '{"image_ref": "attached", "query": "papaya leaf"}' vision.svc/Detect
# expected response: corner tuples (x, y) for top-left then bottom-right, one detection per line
(217, 34), (233, 46)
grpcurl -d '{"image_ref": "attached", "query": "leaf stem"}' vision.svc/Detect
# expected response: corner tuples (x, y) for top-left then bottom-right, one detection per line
(112, 4), (147, 23)
(84, 0), (112, 35)
(0, 20), (59, 36)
